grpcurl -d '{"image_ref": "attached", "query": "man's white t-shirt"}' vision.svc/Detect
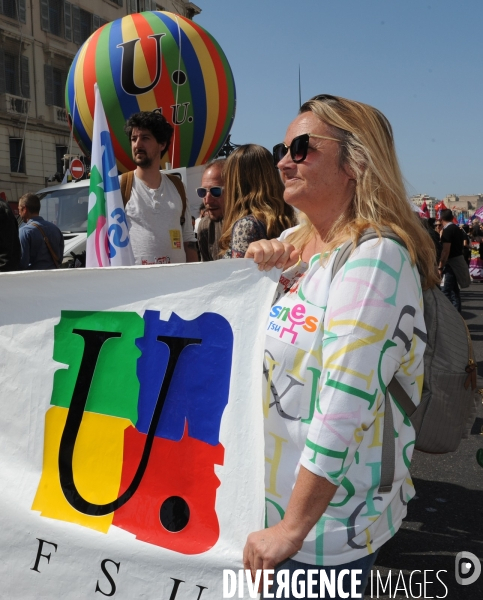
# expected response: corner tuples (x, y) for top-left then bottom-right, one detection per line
(125, 174), (196, 265)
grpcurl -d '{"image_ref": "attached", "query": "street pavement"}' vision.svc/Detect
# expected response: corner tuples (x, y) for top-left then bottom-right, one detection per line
(364, 283), (483, 599)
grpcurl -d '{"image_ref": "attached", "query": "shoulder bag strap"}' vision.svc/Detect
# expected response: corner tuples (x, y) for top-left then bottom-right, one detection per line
(30, 222), (61, 268)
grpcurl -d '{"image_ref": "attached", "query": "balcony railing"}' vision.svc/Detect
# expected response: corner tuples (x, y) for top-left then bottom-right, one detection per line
(0, 94), (30, 115)
(54, 106), (68, 124)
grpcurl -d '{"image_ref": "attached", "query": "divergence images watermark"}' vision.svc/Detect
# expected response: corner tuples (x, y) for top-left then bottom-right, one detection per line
(222, 552), (481, 599)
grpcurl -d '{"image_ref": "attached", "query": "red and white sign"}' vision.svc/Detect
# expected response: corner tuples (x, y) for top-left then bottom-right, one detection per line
(70, 158), (85, 180)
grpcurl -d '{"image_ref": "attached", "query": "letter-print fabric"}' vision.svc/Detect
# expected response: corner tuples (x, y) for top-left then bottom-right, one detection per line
(264, 236), (425, 566)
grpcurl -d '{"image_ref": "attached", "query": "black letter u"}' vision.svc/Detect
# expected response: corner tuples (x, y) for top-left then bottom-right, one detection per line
(58, 328), (201, 516)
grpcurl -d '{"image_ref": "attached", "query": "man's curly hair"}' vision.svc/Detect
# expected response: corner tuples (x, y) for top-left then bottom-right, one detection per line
(124, 109), (174, 150)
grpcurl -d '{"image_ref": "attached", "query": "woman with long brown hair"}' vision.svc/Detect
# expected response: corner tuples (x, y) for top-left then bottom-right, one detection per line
(219, 144), (296, 258)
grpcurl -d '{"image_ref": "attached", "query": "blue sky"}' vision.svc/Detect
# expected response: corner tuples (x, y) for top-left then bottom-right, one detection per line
(196, 0), (483, 199)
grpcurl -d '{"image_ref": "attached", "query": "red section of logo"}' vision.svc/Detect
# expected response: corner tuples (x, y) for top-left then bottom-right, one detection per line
(112, 424), (224, 554)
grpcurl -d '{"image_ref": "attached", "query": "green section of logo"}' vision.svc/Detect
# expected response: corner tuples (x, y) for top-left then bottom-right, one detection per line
(50, 311), (144, 423)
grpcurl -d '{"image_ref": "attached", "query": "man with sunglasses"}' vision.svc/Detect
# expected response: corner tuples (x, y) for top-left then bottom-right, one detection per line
(196, 159), (225, 261)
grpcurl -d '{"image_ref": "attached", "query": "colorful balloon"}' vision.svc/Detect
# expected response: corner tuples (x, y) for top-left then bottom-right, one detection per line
(65, 11), (236, 171)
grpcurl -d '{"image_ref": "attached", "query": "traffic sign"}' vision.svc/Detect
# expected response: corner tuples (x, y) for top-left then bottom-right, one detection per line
(70, 158), (85, 180)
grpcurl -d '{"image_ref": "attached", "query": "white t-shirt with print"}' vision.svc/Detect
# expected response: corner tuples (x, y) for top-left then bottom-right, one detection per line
(264, 233), (426, 566)
(125, 174), (196, 265)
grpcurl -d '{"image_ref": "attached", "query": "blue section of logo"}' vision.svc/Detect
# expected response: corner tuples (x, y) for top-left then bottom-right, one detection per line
(100, 130), (121, 193)
(135, 310), (233, 446)
(108, 208), (130, 258)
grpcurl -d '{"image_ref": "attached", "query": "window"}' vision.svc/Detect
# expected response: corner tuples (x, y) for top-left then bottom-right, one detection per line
(56, 145), (68, 176)
(10, 138), (25, 173)
(49, 0), (63, 36)
(41, 2), (105, 43)
(44, 64), (67, 106)
(52, 68), (65, 106)
(1, 0), (26, 22)
(40, 0), (64, 37)
(0, 50), (30, 98)
(79, 9), (92, 43)
(66, 5), (102, 44)
(4, 53), (17, 95)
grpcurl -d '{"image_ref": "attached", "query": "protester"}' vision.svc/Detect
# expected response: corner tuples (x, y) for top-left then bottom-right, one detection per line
(243, 94), (439, 598)
(194, 202), (206, 236)
(122, 110), (198, 265)
(469, 221), (483, 281)
(218, 144), (296, 258)
(18, 193), (64, 270)
(196, 159), (225, 261)
(0, 198), (21, 272)
(461, 224), (471, 267)
(427, 217), (442, 263)
(439, 208), (468, 311)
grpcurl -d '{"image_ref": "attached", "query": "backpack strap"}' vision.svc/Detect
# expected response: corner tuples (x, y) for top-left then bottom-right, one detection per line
(30, 222), (61, 268)
(120, 171), (134, 207)
(378, 387), (396, 493)
(330, 227), (416, 494)
(377, 378), (419, 493)
(166, 174), (187, 226)
(332, 227), (405, 280)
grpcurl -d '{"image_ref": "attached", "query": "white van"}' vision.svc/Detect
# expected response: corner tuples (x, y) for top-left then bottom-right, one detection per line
(37, 179), (90, 265)
(37, 165), (205, 266)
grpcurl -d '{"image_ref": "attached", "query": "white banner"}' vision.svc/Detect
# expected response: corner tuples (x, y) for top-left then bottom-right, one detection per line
(0, 261), (277, 599)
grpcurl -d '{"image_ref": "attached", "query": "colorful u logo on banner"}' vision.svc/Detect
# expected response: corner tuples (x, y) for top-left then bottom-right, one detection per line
(32, 309), (233, 555)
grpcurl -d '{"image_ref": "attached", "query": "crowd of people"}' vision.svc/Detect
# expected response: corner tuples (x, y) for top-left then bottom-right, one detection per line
(0, 96), (476, 598)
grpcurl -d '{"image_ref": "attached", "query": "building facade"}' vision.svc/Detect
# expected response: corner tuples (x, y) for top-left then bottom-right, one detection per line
(0, 0), (200, 204)
(442, 194), (483, 220)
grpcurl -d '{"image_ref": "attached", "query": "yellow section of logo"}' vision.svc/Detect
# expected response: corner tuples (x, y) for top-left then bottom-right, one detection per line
(32, 406), (131, 533)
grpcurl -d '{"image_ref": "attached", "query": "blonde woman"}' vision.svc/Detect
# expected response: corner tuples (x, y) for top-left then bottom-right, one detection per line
(243, 95), (439, 598)
(219, 144), (296, 258)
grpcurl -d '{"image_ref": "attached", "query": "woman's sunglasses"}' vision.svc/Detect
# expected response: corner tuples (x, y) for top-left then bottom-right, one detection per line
(196, 186), (224, 198)
(272, 133), (340, 166)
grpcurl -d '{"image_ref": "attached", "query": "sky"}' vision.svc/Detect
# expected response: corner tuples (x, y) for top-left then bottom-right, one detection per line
(195, 0), (483, 200)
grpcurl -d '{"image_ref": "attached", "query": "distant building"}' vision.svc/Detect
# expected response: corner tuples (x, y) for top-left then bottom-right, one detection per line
(411, 194), (436, 217)
(0, 0), (201, 204)
(443, 194), (483, 220)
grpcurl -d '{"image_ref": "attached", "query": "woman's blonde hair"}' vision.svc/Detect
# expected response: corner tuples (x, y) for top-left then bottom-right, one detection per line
(285, 94), (439, 289)
(218, 144), (296, 254)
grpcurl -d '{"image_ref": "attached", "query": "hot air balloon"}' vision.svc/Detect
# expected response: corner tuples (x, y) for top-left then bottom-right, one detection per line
(65, 11), (236, 171)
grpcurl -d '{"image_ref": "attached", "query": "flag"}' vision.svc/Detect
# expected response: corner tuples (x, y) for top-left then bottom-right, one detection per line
(86, 84), (134, 267)
(61, 169), (72, 184)
(434, 201), (448, 219)
(420, 201), (430, 219)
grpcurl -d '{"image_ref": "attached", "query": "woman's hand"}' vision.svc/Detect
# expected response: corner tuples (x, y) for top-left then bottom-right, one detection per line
(243, 467), (337, 589)
(245, 239), (299, 271)
(243, 521), (303, 588)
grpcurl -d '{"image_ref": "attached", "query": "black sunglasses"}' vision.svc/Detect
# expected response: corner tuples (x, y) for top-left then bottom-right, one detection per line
(196, 186), (224, 198)
(272, 133), (340, 166)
